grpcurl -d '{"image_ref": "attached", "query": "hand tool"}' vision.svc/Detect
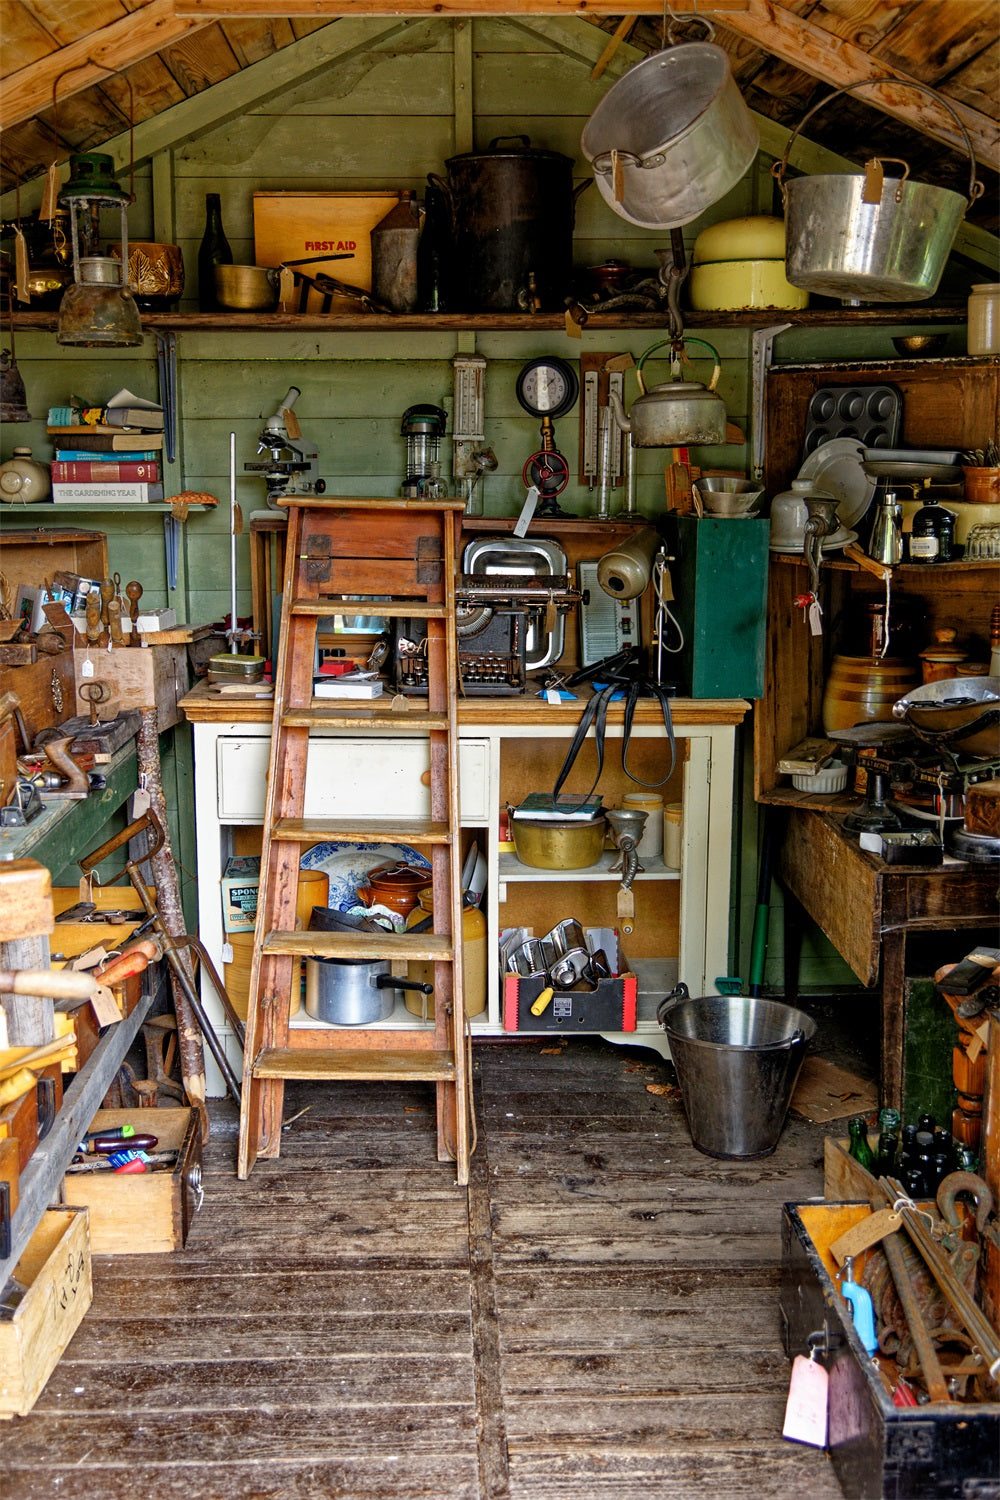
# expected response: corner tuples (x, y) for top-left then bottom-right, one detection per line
(98, 578), (115, 628)
(39, 735), (89, 798)
(125, 581), (143, 645)
(79, 808), (244, 1103)
(107, 598), (124, 648)
(80, 680), (111, 726)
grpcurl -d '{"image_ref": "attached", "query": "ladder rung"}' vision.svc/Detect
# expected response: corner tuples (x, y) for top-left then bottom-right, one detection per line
(281, 707), (450, 730)
(253, 1047), (457, 1082)
(273, 817), (452, 846)
(263, 930), (455, 962)
(291, 598), (448, 621)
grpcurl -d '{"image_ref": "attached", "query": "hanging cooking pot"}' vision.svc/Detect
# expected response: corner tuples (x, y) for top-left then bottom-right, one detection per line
(607, 337), (727, 447)
(430, 137), (587, 312)
(775, 79), (983, 303)
(581, 24), (759, 230)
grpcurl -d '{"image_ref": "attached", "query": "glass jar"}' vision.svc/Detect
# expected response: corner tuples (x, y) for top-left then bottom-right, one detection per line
(967, 283), (1000, 356)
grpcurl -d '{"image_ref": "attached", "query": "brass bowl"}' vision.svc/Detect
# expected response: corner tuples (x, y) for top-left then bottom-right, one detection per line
(510, 814), (607, 870)
(891, 333), (947, 357)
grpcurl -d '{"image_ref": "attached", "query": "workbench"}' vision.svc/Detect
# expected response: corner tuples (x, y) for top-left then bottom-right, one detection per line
(777, 809), (999, 1109)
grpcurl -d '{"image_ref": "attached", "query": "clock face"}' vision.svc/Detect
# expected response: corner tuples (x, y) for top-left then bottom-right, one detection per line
(515, 358), (579, 420)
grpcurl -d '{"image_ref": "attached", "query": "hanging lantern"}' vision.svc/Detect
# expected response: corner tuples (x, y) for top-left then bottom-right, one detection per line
(0, 348), (31, 422)
(56, 152), (142, 347)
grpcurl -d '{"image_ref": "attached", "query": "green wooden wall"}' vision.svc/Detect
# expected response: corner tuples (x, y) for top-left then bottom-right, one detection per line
(0, 17), (983, 989)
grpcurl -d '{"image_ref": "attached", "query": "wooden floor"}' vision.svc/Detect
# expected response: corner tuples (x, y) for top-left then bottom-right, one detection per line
(4, 1038), (844, 1499)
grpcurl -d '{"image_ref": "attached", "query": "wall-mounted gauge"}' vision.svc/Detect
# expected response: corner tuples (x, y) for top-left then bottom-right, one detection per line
(515, 357), (579, 421)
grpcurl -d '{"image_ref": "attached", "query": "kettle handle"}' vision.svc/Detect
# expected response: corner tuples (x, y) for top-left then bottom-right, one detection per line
(636, 336), (722, 395)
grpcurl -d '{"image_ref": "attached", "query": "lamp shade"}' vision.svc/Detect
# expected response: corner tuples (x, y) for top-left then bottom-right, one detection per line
(57, 256), (142, 347)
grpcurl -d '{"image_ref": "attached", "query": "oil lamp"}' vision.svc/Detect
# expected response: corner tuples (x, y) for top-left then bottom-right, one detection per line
(56, 153), (142, 347)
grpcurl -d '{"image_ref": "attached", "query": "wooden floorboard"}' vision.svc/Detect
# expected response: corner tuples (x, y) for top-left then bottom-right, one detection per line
(2, 1038), (842, 1499)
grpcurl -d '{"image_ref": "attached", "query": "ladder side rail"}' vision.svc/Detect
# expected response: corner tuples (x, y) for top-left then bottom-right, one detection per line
(239, 499), (309, 1177)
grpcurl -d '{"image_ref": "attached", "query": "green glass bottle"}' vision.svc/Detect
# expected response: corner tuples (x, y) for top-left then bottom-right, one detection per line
(848, 1115), (876, 1172)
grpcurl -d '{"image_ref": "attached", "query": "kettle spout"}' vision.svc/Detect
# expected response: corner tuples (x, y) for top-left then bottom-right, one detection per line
(607, 388), (631, 435)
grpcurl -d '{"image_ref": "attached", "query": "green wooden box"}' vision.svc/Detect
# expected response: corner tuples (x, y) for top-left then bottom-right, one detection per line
(663, 515), (770, 699)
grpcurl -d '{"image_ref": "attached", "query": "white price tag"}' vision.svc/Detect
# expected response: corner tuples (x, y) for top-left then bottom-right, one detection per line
(782, 1354), (829, 1447)
(132, 787), (152, 819)
(80, 655), (95, 679)
(808, 600), (824, 636)
(222, 941), (234, 964)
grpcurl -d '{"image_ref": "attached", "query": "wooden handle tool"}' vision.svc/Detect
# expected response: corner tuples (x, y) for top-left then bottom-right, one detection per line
(107, 598), (125, 648)
(125, 580), (143, 645)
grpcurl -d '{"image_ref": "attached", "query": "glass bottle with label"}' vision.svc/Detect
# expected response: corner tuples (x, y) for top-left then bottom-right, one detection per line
(198, 192), (232, 312)
(908, 494), (955, 563)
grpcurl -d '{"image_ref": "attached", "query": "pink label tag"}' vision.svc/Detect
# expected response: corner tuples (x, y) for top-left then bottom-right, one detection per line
(782, 1354), (828, 1447)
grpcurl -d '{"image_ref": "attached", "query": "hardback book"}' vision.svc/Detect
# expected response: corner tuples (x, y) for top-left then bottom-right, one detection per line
(55, 448), (161, 463)
(47, 425), (165, 452)
(51, 459), (160, 483)
(312, 675), (384, 699)
(102, 405), (165, 430)
(51, 481), (165, 504)
(512, 792), (604, 820)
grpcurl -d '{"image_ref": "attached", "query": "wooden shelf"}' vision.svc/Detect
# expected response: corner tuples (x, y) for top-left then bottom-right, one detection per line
(10, 306), (971, 335)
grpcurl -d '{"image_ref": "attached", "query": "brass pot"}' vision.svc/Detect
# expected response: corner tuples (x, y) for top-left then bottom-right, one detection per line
(109, 241), (185, 308)
(510, 813), (607, 870)
(214, 263), (281, 311)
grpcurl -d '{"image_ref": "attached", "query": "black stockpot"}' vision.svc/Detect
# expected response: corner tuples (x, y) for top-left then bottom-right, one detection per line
(431, 136), (585, 313)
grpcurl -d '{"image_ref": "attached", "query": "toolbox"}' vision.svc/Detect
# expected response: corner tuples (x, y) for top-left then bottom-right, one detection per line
(0, 1206), (92, 1418)
(502, 929), (636, 1033)
(63, 1108), (202, 1255)
(780, 1200), (999, 1499)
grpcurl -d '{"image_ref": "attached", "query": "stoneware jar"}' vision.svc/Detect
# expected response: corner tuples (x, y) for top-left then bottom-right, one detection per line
(0, 446), (50, 503)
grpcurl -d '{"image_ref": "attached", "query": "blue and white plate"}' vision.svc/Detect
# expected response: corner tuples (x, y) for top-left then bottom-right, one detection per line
(299, 842), (431, 912)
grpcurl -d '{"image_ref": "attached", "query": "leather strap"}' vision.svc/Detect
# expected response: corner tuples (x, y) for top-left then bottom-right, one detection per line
(552, 678), (676, 802)
(622, 679), (676, 787)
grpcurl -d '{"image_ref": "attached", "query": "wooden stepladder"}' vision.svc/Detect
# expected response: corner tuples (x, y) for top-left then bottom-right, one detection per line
(237, 496), (471, 1183)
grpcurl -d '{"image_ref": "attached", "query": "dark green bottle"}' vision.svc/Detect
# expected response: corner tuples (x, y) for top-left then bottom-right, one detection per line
(848, 1115), (876, 1172)
(198, 192), (232, 312)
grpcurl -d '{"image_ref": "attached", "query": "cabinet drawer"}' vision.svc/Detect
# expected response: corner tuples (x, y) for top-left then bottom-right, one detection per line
(216, 736), (490, 823)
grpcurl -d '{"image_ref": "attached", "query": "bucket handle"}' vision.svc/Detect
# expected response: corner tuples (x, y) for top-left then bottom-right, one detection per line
(656, 981), (689, 1028)
(636, 336), (721, 395)
(772, 78), (983, 209)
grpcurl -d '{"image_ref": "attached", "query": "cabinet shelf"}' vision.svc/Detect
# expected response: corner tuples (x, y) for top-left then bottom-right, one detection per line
(10, 306), (971, 336)
(499, 851), (679, 883)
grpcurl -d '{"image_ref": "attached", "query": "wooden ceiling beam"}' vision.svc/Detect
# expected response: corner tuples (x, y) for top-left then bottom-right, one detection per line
(0, 0), (215, 132)
(722, 0), (999, 172)
(170, 0), (750, 14)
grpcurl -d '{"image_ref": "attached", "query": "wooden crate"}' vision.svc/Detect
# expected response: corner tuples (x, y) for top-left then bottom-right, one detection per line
(253, 191), (398, 312)
(63, 1107), (202, 1254)
(72, 642), (188, 729)
(0, 527), (107, 604)
(0, 1206), (92, 1419)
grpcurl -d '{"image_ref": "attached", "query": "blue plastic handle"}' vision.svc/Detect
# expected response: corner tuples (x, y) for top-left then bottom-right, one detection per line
(841, 1279), (879, 1356)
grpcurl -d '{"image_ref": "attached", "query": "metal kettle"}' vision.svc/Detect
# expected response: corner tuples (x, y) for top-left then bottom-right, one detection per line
(608, 337), (727, 447)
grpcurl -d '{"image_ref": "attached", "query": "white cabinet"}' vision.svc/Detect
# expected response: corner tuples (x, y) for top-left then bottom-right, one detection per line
(183, 694), (745, 1096)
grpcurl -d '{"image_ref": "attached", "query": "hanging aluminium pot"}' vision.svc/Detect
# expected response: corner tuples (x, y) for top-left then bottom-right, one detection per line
(775, 79), (983, 303)
(607, 337), (727, 447)
(430, 137), (586, 312)
(581, 35), (759, 230)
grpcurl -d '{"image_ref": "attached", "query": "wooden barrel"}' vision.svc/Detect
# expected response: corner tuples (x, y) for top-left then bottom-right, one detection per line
(821, 655), (920, 733)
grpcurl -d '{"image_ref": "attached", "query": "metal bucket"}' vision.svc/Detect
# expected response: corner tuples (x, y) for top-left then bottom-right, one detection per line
(657, 987), (816, 1158)
(581, 41), (759, 229)
(775, 80), (982, 303)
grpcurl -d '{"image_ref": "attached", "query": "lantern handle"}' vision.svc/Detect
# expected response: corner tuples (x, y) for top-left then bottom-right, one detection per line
(52, 60), (135, 204)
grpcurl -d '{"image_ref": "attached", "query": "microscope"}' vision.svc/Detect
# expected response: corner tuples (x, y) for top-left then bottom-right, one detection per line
(244, 385), (325, 507)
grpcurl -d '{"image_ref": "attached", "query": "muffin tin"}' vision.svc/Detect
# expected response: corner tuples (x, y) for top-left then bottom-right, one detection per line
(801, 383), (902, 458)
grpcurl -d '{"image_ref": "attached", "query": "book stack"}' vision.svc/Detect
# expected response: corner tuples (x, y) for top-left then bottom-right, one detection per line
(512, 793), (604, 820)
(48, 389), (165, 504)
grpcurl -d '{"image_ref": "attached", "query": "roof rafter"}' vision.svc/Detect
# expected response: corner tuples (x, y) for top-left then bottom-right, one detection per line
(0, 0), (215, 132)
(723, 0), (999, 172)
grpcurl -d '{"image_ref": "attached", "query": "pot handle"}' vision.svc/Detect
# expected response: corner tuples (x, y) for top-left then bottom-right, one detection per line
(772, 78), (983, 208)
(374, 974), (434, 994)
(488, 135), (532, 151)
(426, 172), (453, 216)
(635, 336), (722, 395)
